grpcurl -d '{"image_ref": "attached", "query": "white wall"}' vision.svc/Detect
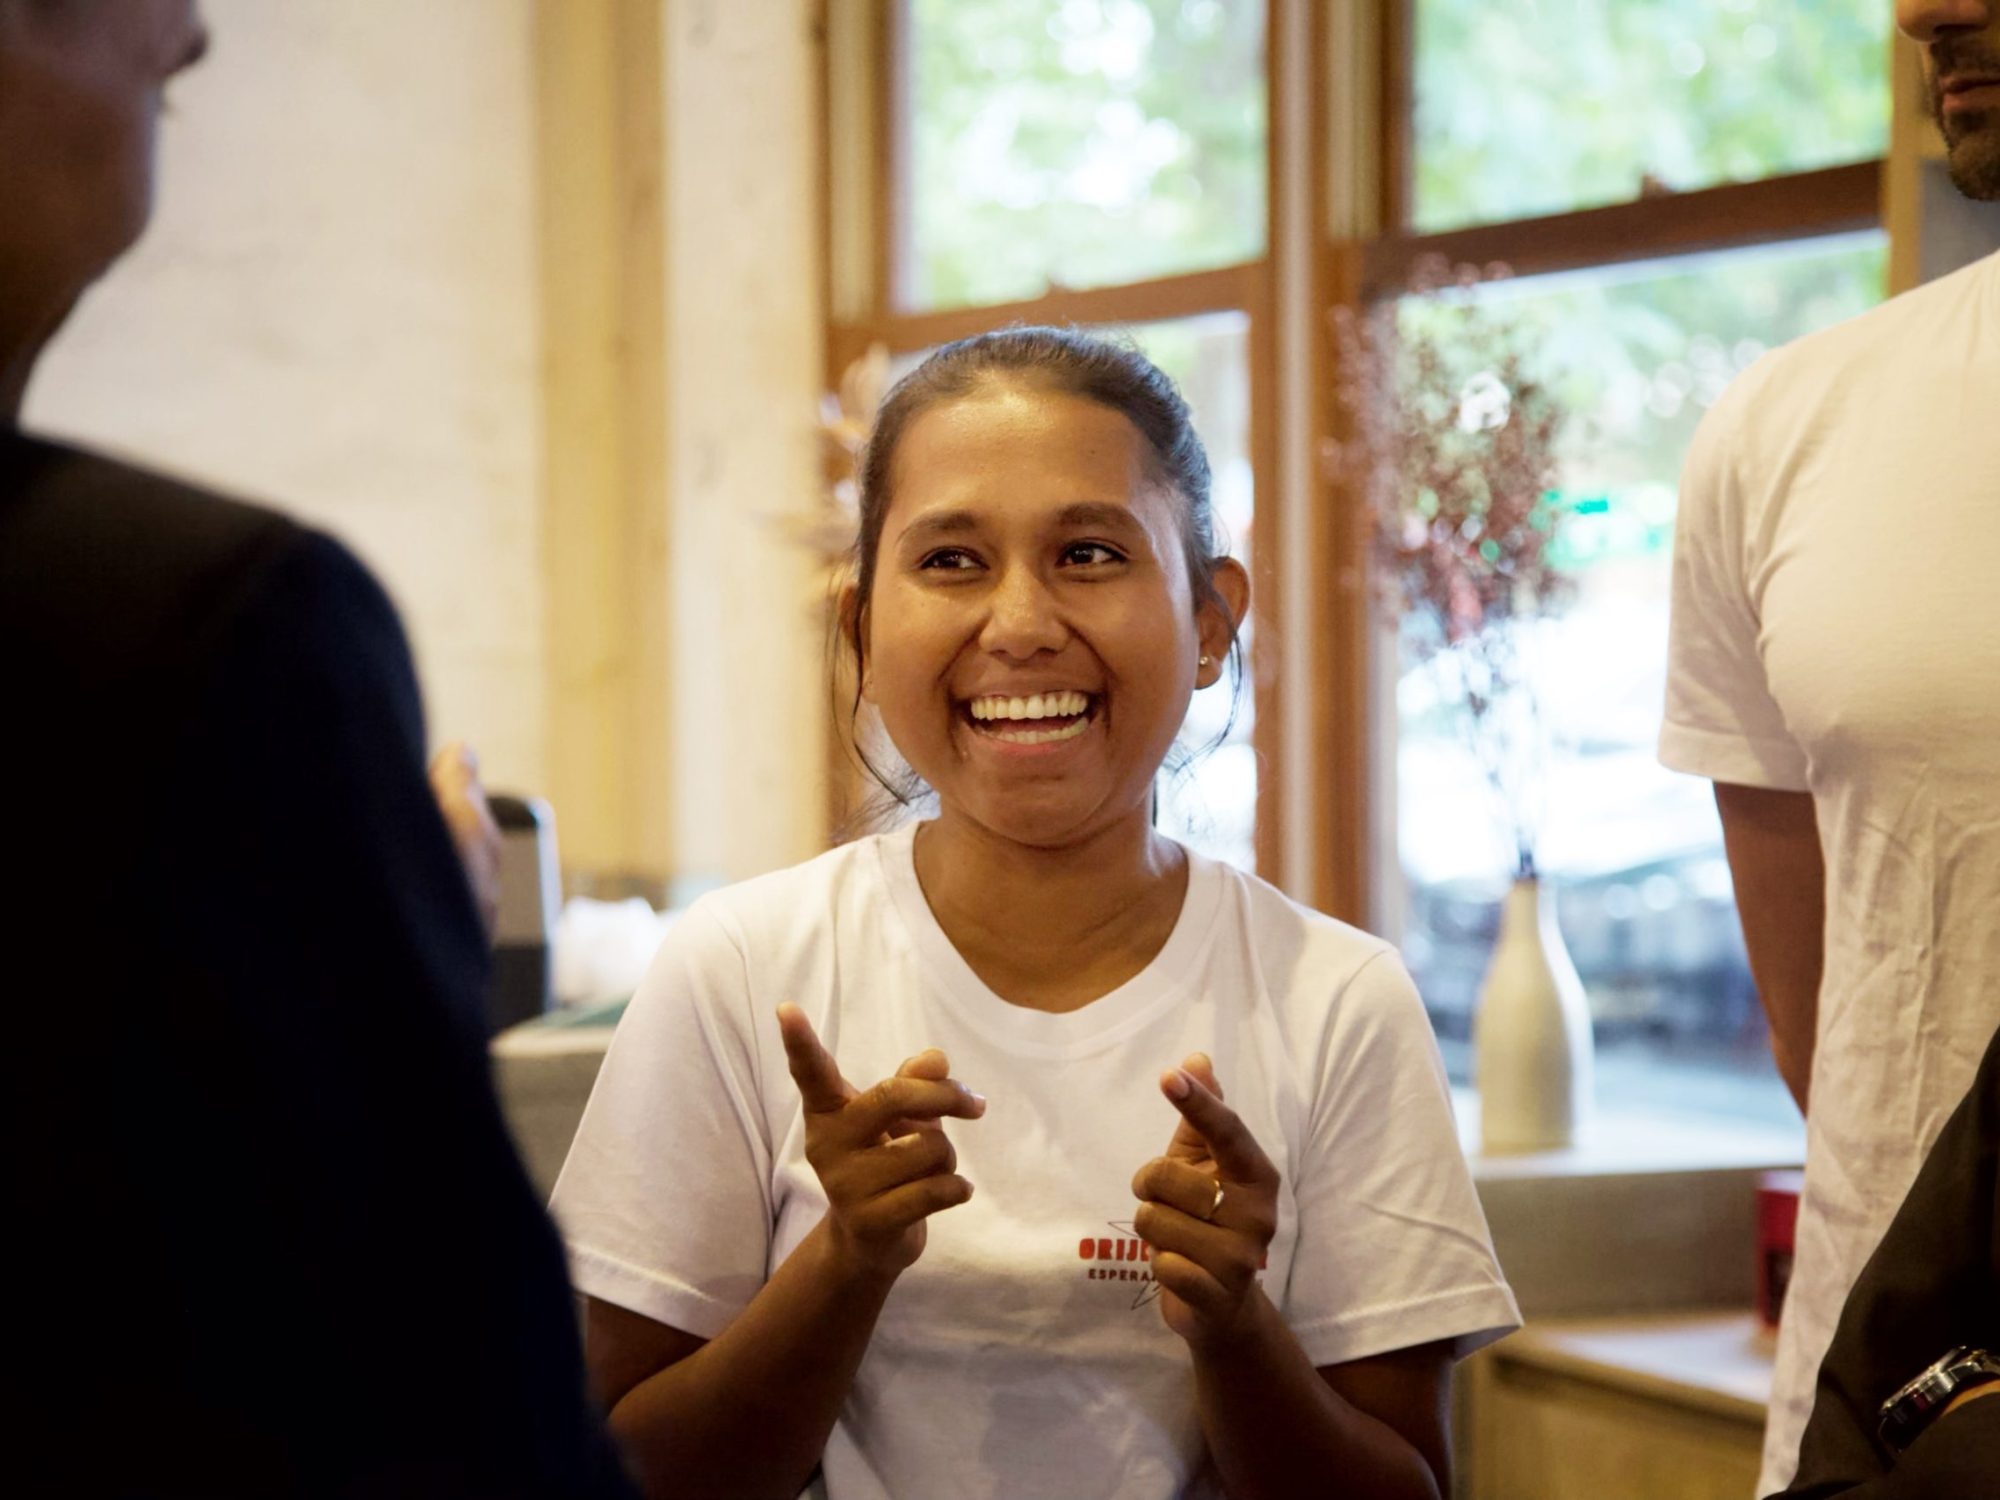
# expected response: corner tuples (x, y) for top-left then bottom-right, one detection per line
(25, 0), (830, 891)
(27, 0), (548, 792)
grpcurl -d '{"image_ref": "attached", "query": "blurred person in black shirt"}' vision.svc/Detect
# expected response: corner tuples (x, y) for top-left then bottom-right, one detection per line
(0, 3), (632, 1493)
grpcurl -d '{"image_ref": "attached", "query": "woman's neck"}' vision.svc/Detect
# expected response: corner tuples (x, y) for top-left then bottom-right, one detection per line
(911, 809), (1188, 1013)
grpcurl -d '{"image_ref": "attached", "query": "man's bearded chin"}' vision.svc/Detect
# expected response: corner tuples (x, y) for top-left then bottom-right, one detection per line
(1931, 50), (2000, 201)
(1936, 104), (2000, 200)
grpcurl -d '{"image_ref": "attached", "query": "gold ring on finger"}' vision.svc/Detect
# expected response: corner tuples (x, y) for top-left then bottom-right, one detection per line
(1200, 1180), (1226, 1222)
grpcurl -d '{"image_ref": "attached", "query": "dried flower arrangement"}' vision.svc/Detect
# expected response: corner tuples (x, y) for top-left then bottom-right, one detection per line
(796, 341), (889, 586)
(805, 342), (905, 827)
(1329, 257), (1572, 879)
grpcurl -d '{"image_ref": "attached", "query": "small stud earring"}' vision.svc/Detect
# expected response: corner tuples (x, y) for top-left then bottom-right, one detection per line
(1198, 654), (1212, 668)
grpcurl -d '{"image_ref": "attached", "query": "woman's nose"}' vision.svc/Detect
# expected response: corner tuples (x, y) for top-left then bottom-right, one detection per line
(978, 565), (1068, 659)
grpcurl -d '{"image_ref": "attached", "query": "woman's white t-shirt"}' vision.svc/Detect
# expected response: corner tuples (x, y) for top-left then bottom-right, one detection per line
(552, 825), (1518, 1500)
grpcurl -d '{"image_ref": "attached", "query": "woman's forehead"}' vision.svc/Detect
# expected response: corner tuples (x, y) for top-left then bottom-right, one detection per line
(888, 385), (1162, 513)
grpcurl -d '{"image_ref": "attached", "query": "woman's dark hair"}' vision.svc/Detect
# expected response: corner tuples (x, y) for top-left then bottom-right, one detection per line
(838, 324), (1245, 808)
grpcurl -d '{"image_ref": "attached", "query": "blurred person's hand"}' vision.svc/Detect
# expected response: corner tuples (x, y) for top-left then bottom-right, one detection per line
(430, 740), (502, 942)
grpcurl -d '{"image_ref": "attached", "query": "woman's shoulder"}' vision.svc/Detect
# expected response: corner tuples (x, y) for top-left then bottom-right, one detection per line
(1199, 851), (1402, 980)
(622, 832), (908, 1030)
(681, 826), (909, 949)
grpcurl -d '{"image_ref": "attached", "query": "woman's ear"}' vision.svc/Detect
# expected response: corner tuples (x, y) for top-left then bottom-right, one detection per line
(1195, 558), (1250, 688)
(838, 580), (874, 702)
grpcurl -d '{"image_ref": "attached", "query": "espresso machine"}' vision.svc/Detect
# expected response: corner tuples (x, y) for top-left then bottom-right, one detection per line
(485, 794), (561, 1035)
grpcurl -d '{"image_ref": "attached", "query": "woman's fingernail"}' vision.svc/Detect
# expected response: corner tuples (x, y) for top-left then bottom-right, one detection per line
(1163, 1068), (1191, 1099)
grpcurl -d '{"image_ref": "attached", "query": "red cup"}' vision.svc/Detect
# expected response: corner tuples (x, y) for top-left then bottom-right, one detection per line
(1757, 1169), (1804, 1330)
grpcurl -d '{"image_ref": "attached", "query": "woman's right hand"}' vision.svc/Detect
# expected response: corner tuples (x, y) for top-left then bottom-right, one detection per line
(776, 1003), (985, 1282)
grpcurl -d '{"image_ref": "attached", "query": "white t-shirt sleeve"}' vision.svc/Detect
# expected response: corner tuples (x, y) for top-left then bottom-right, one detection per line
(1658, 385), (1810, 791)
(549, 899), (778, 1340)
(1281, 950), (1520, 1366)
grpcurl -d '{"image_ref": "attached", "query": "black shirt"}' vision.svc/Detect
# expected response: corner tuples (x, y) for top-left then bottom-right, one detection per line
(1, 431), (633, 1497)
(1777, 1021), (2000, 1497)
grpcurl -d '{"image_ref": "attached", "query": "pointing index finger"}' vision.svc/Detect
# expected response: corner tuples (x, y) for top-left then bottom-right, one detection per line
(1161, 1057), (1274, 1184)
(777, 1003), (856, 1114)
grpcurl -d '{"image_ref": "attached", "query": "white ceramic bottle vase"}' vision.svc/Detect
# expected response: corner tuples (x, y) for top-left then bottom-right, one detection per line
(1476, 876), (1594, 1154)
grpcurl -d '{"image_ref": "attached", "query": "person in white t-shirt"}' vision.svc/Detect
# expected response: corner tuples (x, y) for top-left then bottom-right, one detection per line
(1660, 5), (2000, 1493)
(552, 327), (1519, 1500)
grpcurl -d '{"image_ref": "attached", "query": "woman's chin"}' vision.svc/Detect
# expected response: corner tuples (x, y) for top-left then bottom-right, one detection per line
(935, 790), (1151, 855)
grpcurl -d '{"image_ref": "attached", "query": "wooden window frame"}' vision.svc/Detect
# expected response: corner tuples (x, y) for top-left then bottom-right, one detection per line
(1319, 1), (1891, 928)
(823, 0), (1892, 921)
(1372, 3), (1884, 278)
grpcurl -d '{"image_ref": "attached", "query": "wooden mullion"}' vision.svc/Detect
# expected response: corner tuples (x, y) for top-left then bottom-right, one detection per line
(1315, 5), (1368, 923)
(1364, 160), (1883, 296)
(1249, 0), (1285, 888)
(1317, 237), (1373, 926)
(1379, 0), (1413, 235)
(1245, 270), (1281, 886)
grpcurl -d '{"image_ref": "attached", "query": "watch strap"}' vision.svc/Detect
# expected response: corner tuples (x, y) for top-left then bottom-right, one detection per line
(1879, 1347), (2000, 1455)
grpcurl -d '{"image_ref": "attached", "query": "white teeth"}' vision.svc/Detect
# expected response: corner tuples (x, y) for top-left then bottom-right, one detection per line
(967, 690), (1092, 723)
(987, 717), (1091, 745)
(966, 692), (1084, 721)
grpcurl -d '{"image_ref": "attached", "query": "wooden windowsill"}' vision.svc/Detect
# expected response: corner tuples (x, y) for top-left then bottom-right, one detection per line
(1451, 1089), (1804, 1182)
(1495, 1309), (1775, 1423)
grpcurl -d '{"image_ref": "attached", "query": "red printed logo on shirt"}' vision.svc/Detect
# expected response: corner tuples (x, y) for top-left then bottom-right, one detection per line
(1075, 1220), (1270, 1311)
(1077, 1221), (1162, 1309)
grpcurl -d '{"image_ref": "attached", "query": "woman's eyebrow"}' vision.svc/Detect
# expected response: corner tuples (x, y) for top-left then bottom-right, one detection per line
(1055, 501), (1143, 532)
(896, 500), (1144, 547)
(896, 509), (981, 545)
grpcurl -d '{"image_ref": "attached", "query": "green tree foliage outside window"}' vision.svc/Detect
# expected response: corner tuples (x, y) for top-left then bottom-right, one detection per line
(904, 0), (1266, 311)
(1414, 0), (1893, 232)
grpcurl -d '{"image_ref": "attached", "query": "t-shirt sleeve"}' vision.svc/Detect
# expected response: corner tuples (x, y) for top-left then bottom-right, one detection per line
(551, 900), (780, 1339)
(1281, 950), (1520, 1367)
(1658, 385), (1811, 791)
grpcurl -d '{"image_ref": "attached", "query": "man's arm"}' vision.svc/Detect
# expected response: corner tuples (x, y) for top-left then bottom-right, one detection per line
(1713, 782), (1825, 1115)
(153, 532), (634, 1495)
(1776, 1023), (2000, 1498)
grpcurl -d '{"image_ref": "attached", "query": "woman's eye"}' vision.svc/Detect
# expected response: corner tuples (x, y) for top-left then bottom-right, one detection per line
(919, 548), (980, 572)
(1061, 542), (1125, 567)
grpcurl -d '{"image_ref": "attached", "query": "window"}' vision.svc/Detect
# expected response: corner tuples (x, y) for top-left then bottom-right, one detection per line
(902, 0), (1266, 308)
(841, 1), (1898, 1122)
(1383, 8), (1894, 1120)
(1412, 0), (1892, 232)
(1119, 313), (1257, 871)
(1396, 234), (1886, 1121)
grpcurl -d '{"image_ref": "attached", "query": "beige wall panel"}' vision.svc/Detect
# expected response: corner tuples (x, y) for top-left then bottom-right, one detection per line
(662, 0), (827, 893)
(537, 0), (673, 886)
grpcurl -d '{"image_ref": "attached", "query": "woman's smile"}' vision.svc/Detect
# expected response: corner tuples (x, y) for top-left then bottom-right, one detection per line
(960, 690), (1099, 748)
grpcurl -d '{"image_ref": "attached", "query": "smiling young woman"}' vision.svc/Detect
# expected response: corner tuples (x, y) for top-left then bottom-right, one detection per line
(551, 328), (1519, 1500)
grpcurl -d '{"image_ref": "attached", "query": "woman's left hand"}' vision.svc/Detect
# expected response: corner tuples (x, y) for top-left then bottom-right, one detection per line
(1130, 1054), (1280, 1352)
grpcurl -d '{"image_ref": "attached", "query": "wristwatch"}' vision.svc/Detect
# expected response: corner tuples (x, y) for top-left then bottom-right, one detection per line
(1877, 1346), (2000, 1455)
